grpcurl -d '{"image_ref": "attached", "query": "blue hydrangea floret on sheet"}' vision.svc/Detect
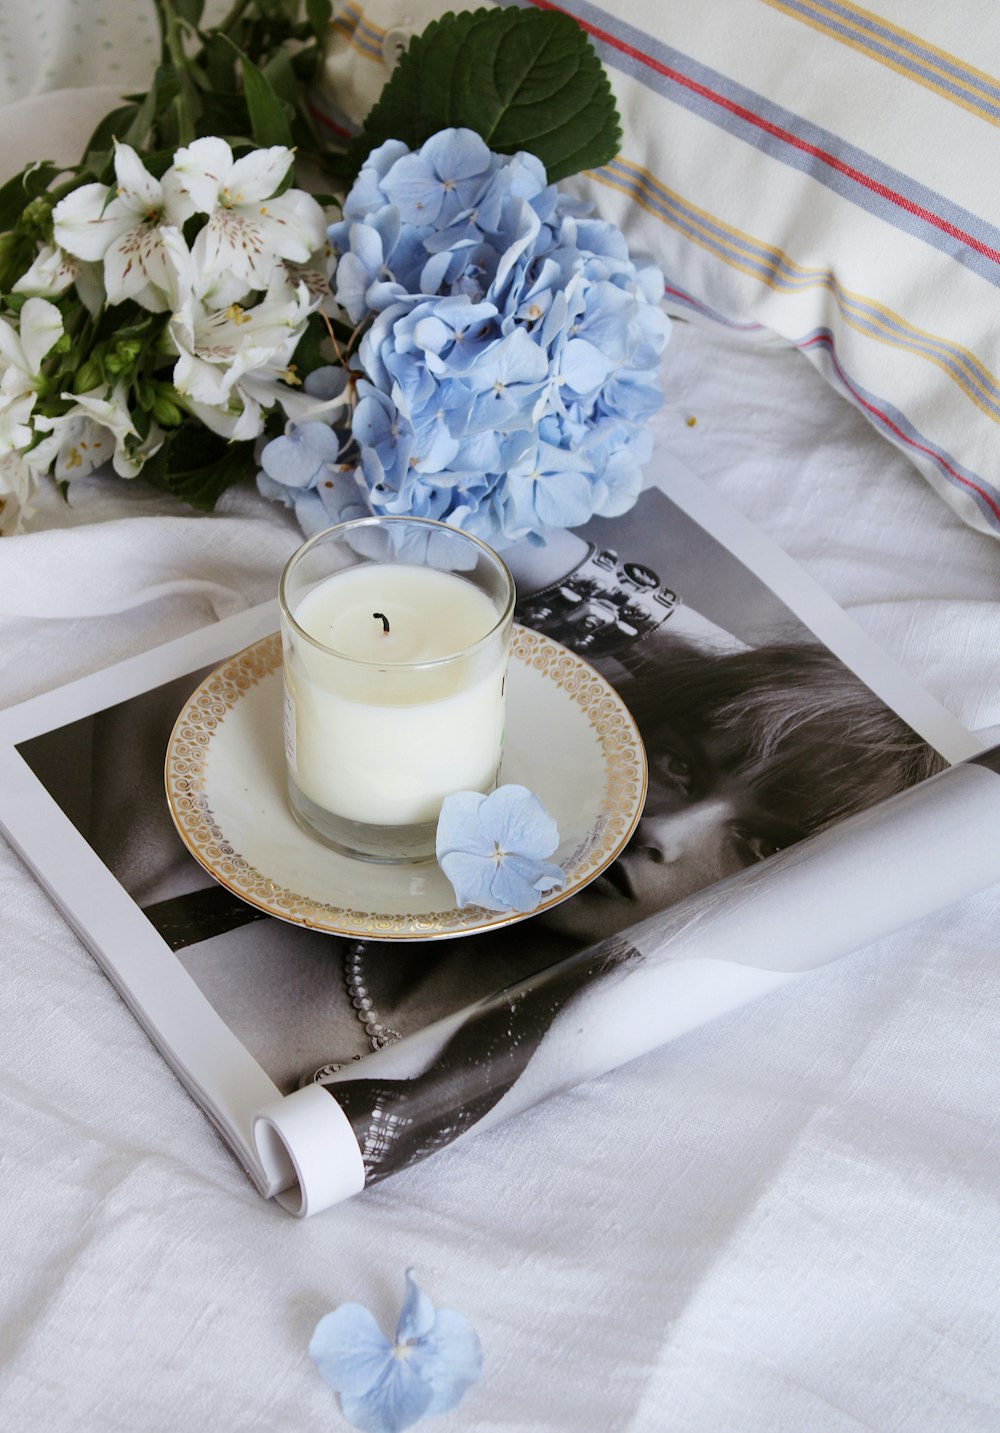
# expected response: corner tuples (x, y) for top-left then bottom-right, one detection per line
(310, 1268), (483, 1433)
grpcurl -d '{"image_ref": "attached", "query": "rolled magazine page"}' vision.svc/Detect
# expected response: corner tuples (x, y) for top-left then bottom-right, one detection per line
(253, 747), (1000, 1215)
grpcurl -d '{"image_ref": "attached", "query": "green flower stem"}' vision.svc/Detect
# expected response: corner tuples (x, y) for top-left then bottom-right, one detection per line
(154, 0), (200, 147)
(156, 0), (186, 68)
(64, 302), (91, 346)
(212, 0), (255, 36)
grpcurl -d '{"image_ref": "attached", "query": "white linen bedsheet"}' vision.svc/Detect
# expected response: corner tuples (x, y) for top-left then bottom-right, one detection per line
(1, 86), (998, 1433)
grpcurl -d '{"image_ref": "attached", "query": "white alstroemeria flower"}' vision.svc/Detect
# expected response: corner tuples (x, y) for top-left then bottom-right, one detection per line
(0, 295), (63, 377)
(0, 368), (38, 454)
(12, 249), (106, 319)
(13, 245), (106, 316)
(182, 367), (289, 442)
(259, 369), (353, 425)
(170, 137), (327, 294)
(0, 448), (39, 534)
(170, 285), (316, 441)
(275, 241), (338, 316)
(164, 216), (321, 442)
(240, 362), (332, 426)
(154, 221), (246, 315)
(172, 287), (312, 391)
(70, 385), (163, 477)
(28, 410), (115, 482)
(52, 142), (194, 312)
(0, 297), (63, 455)
(13, 244), (79, 298)
(33, 385), (164, 479)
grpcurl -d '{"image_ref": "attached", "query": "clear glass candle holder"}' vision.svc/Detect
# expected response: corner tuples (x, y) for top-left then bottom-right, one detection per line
(279, 517), (515, 864)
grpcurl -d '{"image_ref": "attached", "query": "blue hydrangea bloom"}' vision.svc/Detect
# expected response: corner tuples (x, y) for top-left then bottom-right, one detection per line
(436, 784), (567, 913)
(379, 129), (494, 227)
(310, 1269), (483, 1433)
(260, 418), (341, 488)
(326, 128), (670, 547)
(255, 367), (372, 536)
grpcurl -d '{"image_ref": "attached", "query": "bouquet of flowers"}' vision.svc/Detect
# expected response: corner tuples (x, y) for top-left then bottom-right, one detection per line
(0, 1), (670, 547)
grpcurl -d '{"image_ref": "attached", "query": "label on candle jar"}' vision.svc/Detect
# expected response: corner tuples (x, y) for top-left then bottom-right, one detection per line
(283, 680), (297, 772)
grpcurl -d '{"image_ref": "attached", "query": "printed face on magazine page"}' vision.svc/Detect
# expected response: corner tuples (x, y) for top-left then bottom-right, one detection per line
(540, 726), (789, 944)
(539, 631), (943, 947)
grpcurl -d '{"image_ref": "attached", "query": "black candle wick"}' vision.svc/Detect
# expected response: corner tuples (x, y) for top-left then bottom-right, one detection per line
(373, 612), (390, 634)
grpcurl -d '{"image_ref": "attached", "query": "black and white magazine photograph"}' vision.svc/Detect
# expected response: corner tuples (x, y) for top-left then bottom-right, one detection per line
(8, 472), (987, 1205)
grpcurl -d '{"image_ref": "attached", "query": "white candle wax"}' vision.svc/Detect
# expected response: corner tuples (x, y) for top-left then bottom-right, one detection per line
(285, 563), (507, 826)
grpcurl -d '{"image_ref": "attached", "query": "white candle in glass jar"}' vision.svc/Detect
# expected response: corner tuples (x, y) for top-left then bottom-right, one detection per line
(284, 562), (508, 826)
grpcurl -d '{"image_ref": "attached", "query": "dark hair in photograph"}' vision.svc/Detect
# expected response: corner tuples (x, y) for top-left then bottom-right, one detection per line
(622, 641), (946, 840)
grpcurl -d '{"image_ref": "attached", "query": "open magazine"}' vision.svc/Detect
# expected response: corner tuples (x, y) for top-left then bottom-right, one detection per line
(1, 460), (998, 1217)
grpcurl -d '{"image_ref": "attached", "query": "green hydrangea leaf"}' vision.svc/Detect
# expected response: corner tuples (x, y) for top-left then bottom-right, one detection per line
(142, 428), (251, 511)
(347, 6), (621, 183)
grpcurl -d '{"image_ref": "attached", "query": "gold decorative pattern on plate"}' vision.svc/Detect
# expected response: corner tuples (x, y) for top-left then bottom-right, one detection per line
(165, 627), (647, 941)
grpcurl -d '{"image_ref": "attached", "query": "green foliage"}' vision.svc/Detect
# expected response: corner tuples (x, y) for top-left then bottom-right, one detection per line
(224, 39), (295, 147)
(305, 0), (332, 42)
(344, 6), (621, 183)
(290, 312), (335, 382)
(0, 162), (62, 232)
(68, 0), (334, 185)
(142, 426), (253, 509)
(82, 105), (143, 171)
(174, 0), (205, 24)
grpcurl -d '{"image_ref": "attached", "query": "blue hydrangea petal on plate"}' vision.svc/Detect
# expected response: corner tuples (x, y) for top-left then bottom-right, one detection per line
(475, 783), (559, 857)
(488, 850), (566, 913)
(436, 785), (568, 913)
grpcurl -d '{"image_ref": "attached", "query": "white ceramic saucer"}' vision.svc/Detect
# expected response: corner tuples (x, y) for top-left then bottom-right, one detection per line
(165, 626), (646, 941)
